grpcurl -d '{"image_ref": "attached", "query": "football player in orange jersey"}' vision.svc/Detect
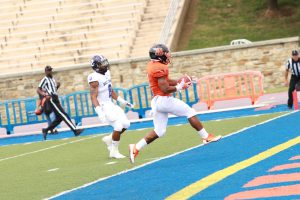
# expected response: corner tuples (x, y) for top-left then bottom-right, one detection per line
(129, 44), (221, 163)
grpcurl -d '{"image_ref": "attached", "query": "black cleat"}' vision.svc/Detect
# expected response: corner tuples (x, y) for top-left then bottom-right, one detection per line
(49, 129), (58, 135)
(74, 128), (84, 136)
(42, 128), (48, 140)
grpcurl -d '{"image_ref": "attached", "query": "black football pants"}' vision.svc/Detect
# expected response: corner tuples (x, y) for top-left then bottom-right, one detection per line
(46, 95), (76, 132)
(288, 75), (300, 108)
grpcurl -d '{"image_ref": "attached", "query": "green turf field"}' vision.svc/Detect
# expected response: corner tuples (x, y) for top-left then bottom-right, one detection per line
(0, 112), (287, 200)
(187, 0), (300, 50)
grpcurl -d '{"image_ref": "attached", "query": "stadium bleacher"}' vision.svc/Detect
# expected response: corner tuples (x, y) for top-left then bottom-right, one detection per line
(0, 0), (192, 135)
(0, 0), (171, 74)
(130, 0), (171, 57)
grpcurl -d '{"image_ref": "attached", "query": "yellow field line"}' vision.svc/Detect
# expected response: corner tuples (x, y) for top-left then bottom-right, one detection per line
(166, 135), (300, 200)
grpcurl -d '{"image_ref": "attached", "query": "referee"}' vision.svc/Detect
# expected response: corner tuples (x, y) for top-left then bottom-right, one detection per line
(285, 50), (300, 109)
(37, 66), (84, 140)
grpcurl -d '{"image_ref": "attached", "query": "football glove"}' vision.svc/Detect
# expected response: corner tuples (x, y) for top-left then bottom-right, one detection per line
(95, 106), (106, 123)
(175, 79), (192, 91)
(117, 96), (134, 108)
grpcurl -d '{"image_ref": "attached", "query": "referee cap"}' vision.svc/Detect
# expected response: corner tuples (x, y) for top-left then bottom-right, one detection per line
(292, 50), (299, 56)
(45, 65), (53, 71)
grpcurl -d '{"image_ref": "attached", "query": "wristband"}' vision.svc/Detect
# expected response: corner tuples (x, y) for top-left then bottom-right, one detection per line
(95, 106), (102, 114)
(117, 96), (127, 105)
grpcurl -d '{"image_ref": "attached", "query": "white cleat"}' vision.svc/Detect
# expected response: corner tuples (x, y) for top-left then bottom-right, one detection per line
(102, 135), (112, 151)
(110, 150), (126, 159)
(129, 144), (139, 164)
(203, 134), (222, 144)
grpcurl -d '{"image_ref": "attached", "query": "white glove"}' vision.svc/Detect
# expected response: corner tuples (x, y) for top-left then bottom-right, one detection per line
(117, 96), (134, 108)
(95, 106), (106, 123)
(175, 79), (192, 91)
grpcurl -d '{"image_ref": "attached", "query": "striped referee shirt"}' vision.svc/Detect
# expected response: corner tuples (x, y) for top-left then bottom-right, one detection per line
(286, 58), (300, 76)
(38, 76), (57, 95)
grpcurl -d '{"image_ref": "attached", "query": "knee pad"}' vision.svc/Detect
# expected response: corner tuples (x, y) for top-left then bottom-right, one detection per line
(154, 128), (166, 137)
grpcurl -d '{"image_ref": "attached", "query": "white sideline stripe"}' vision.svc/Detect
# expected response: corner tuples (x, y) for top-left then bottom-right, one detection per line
(105, 162), (117, 165)
(47, 111), (296, 200)
(62, 104), (267, 130)
(0, 111), (288, 149)
(211, 113), (284, 122)
(0, 135), (99, 162)
(23, 142), (33, 145)
(0, 111), (288, 150)
(48, 168), (59, 172)
(144, 157), (161, 161)
(1, 104), (266, 137)
(136, 128), (148, 131)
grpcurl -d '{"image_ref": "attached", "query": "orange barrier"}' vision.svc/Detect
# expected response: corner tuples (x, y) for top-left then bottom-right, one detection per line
(293, 90), (299, 110)
(197, 71), (264, 109)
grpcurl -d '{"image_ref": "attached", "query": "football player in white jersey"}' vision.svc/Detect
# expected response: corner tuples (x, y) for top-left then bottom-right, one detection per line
(88, 55), (133, 159)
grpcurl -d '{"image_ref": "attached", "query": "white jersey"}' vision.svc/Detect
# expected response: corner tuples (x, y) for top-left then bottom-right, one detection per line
(87, 70), (112, 102)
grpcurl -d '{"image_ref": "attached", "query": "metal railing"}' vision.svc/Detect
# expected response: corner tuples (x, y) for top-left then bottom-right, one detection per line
(159, 0), (181, 46)
(0, 96), (65, 134)
(0, 82), (199, 134)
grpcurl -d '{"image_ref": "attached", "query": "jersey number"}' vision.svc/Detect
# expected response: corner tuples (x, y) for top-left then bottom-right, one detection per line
(108, 84), (112, 98)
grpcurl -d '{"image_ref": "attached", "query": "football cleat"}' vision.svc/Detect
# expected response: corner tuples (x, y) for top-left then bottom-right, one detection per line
(102, 135), (112, 151)
(109, 149), (126, 159)
(74, 128), (84, 136)
(42, 128), (48, 140)
(203, 133), (222, 144)
(129, 144), (139, 163)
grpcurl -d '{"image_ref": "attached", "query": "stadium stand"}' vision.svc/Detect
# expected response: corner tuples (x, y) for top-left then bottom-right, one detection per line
(0, 0), (173, 74)
(0, 0), (192, 135)
(129, 0), (171, 58)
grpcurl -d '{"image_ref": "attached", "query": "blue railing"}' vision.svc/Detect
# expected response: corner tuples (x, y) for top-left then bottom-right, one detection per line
(128, 83), (153, 118)
(64, 88), (128, 124)
(0, 97), (66, 134)
(0, 83), (199, 134)
(128, 82), (199, 118)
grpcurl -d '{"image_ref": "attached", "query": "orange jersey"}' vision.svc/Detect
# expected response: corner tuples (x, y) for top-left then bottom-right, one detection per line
(147, 61), (171, 97)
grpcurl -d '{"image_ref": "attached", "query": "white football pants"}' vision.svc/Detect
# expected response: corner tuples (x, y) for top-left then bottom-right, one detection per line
(101, 101), (130, 132)
(151, 96), (196, 137)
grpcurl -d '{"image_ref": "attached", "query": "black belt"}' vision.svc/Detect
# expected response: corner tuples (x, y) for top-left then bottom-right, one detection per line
(291, 75), (300, 77)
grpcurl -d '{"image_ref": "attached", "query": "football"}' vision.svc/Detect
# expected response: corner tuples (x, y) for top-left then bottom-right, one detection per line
(177, 75), (192, 83)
